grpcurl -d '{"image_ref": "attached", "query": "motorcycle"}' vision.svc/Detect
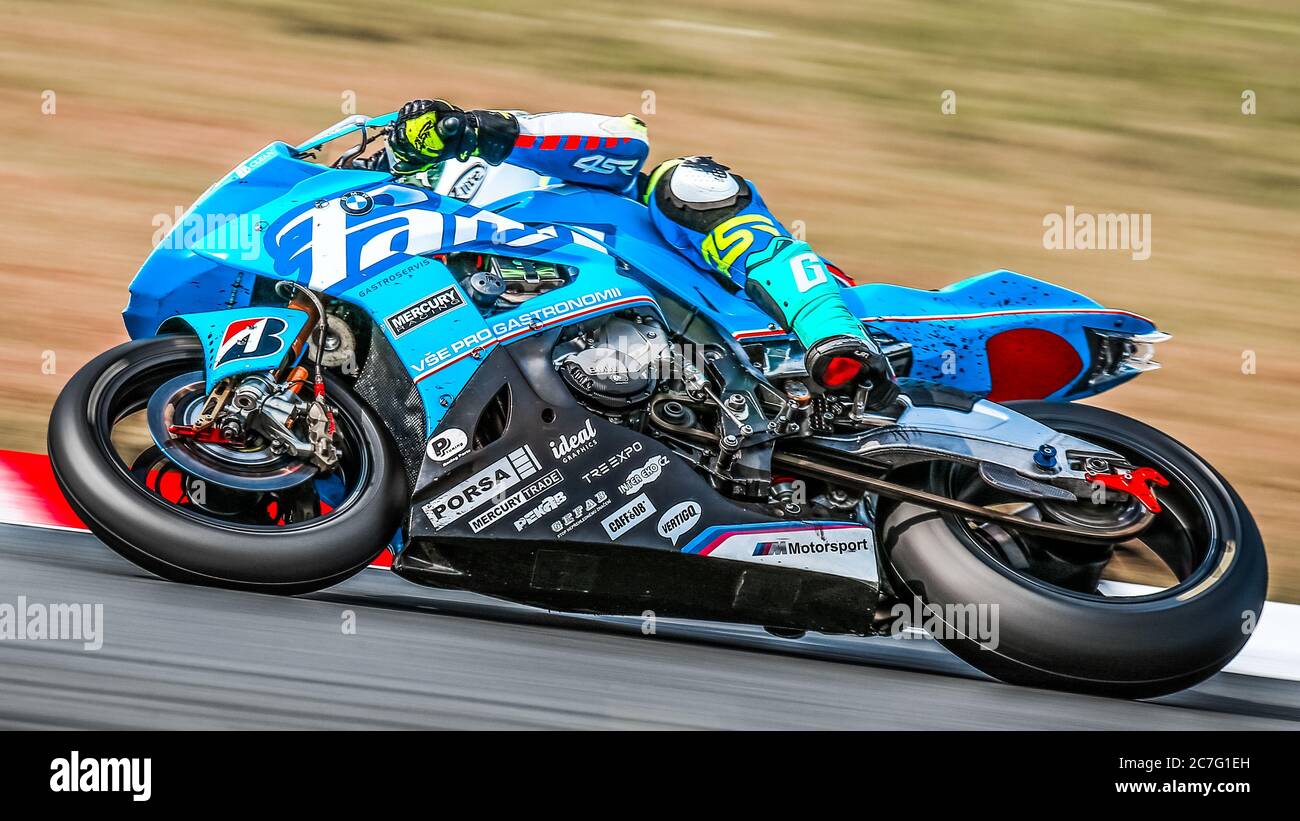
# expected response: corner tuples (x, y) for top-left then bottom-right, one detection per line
(48, 113), (1266, 698)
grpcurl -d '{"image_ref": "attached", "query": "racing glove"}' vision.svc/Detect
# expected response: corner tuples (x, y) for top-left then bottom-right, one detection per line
(388, 99), (520, 174)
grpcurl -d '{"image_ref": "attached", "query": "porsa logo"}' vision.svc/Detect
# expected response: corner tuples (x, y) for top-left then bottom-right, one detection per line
(214, 317), (288, 367)
(422, 446), (540, 530)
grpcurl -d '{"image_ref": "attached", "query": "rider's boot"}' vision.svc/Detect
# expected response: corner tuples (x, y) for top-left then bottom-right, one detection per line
(645, 157), (898, 409)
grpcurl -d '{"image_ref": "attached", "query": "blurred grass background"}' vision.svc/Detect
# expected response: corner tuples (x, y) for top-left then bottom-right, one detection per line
(1, 0), (1297, 597)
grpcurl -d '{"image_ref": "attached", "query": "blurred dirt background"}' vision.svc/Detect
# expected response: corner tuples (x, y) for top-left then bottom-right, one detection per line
(1, 0), (1297, 597)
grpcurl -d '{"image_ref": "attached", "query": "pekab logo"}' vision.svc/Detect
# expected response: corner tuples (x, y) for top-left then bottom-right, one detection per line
(514, 491), (567, 532)
(549, 419), (597, 462)
(214, 317), (288, 367)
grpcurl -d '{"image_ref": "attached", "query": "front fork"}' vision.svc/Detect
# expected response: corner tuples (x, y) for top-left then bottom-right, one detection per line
(166, 284), (340, 471)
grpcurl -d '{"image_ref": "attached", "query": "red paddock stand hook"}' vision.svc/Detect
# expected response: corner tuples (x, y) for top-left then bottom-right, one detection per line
(1084, 466), (1170, 514)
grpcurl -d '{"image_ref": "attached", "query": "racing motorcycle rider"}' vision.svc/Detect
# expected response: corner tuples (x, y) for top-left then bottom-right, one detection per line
(381, 99), (898, 408)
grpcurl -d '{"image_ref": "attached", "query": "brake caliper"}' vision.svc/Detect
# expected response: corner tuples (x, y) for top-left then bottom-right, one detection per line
(1083, 466), (1170, 513)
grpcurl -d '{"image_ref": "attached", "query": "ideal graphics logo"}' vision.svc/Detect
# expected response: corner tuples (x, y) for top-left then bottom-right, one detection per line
(549, 419), (597, 463)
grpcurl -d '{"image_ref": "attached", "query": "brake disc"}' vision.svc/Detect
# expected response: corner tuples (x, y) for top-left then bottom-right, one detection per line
(145, 371), (318, 492)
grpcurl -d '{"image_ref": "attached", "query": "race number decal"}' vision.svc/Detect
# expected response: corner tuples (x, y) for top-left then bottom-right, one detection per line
(791, 252), (829, 293)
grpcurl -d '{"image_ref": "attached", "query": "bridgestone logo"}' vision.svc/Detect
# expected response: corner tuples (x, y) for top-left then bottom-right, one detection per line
(600, 493), (656, 540)
(468, 469), (563, 533)
(385, 286), (465, 336)
(423, 446), (540, 530)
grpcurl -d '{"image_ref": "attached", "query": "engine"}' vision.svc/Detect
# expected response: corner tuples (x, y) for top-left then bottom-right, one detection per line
(554, 315), (674, 409)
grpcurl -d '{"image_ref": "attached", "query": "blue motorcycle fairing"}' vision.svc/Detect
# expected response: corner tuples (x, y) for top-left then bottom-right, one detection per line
(840, 271), (1158, 399)
(127, 135), (1164, 438)
(488, 186), (1160, 401)
(129, 145), (663, 433)
(485, 186), (782, 336)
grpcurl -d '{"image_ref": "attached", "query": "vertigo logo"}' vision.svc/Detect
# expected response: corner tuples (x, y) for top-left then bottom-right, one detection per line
(656, 501), (701, 545)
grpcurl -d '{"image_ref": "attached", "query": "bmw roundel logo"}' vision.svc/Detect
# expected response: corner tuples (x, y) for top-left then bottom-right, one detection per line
(340, 191), (373, 215)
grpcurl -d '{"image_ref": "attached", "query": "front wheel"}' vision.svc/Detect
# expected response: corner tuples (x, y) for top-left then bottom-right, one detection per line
(880, 401), (1267, 699)
(49, 335), (407, 595)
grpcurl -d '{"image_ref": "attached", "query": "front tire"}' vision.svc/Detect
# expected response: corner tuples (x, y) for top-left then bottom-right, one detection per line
(880, 401), (1267, 699)
(49, 335), (407, 595)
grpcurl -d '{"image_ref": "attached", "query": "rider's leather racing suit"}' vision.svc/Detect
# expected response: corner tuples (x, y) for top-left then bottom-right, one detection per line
(382, 101), (897, 406)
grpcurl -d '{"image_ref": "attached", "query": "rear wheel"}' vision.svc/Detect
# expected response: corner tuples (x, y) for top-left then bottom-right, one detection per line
(49, 335), (407, 594)
(880, 401), (1267, 698)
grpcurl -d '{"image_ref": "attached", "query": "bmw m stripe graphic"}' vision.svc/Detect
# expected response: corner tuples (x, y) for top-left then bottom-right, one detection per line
(681, 522), (879, 584)
(682, 522), (863, 556)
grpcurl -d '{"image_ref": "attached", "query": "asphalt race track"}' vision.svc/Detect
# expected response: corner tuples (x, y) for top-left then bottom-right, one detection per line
(1, 523), (1297, 730)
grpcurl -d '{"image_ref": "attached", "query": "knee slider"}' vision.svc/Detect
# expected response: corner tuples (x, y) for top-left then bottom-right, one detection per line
(650, 157), (752, 233)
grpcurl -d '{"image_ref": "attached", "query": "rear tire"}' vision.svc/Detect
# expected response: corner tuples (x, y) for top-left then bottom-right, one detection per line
(49, 335), (407, 595)
(880, 401), (1267, 699)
